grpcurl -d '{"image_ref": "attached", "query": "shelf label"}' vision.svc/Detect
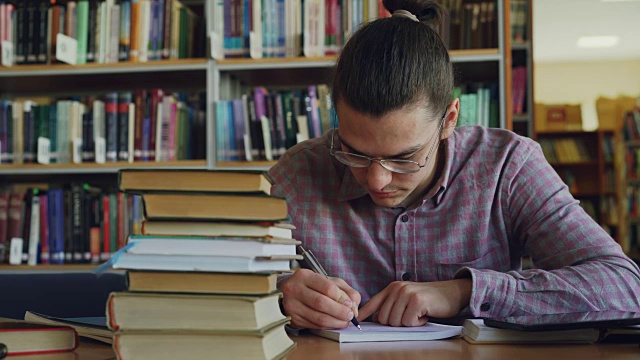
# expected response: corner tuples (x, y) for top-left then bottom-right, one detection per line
(249, 32), (263, 59)
(56, 33), (78, 65)
(95, 136), (106, 164)
(72, 137), (83, 164)
(1, 41), (13, 67)
(209, 31), (224, 60)
(9, 238), (23, 265)
(37, 137), (51, 164)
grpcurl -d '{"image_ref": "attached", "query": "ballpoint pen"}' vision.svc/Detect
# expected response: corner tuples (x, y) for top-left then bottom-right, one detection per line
(298, 246), (362, 331)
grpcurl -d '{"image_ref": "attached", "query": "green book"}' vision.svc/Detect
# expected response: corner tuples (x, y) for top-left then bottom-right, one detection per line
(76, 0), (90, 64)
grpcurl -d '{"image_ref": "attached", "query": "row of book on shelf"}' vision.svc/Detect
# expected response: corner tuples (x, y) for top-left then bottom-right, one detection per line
(216, 84), (331, 162)
(510, 0), (528, 43)
(106, 169), (297, 359)
(623, 109), (640, 142)
(217, 81), (501, 162)
(0, 90), (206, 164)
(0, 183), (143, 265)
(214, 0), (499, 59)
(538, 137), (593, 164)
(0, 0), (205, 66)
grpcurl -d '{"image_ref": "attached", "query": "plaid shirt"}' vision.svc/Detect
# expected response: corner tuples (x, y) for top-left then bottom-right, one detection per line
(269, 126), (640, 317)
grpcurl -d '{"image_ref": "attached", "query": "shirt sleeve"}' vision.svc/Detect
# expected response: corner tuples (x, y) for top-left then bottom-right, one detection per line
(456, 140), (640, 317)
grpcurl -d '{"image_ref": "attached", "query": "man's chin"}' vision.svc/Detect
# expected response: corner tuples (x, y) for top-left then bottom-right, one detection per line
(369, 190), (405, 208)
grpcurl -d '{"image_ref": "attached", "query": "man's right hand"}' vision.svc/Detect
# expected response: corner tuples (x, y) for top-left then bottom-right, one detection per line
(280, 269), (361, 329)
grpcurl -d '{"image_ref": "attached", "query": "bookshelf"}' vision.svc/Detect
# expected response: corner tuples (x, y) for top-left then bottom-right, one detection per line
(509, 0), (534, 138)
(0, 0), (521, 267)
(536, 129), (626, 248)
(622, 109), (640, 260)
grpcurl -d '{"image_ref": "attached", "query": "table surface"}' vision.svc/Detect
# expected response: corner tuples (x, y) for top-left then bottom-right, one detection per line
(10, 334), (640, 360)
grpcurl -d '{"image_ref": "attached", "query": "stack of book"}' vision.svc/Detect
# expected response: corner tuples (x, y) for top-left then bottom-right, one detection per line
(106, 169), (299, 360)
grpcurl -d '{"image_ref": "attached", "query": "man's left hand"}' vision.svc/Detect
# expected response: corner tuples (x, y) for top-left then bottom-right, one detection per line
(357, 278), (472, 327)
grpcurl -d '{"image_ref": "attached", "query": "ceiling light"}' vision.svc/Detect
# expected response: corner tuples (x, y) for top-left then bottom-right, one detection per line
(576, 36), (620, 48)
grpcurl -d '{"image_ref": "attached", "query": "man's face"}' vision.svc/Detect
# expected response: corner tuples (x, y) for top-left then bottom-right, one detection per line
(335, 102), (444, 208)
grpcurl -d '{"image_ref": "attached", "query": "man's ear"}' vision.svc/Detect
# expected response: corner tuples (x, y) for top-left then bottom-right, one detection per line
(440, 98), (460, 140)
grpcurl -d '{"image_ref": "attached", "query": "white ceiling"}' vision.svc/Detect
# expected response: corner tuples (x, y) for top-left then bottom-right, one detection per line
(533, 0), (640, 63)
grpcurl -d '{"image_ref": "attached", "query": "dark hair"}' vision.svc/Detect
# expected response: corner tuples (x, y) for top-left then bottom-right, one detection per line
(332, 0), (453, 120)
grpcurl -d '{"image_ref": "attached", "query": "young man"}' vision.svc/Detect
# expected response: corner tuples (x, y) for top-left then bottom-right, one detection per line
(269, 2), (640, 329)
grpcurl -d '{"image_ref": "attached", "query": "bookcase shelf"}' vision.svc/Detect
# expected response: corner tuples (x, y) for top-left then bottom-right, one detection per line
(0, 264), (99, 271)
(0, 0), (523, 268)
(0, 160), (207, 176)
(0, 58), (208, 77)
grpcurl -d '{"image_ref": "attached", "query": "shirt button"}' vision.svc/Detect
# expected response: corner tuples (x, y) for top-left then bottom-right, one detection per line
(480, 303), (491, 312)
(401, 214), (409, 222)
(402, 272), (411, 281)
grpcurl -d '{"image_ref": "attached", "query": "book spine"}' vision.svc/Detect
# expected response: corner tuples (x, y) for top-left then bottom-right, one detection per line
(14, 5), (25, 64)
(39, 193), (49, 265)
(36, 0), (48, 64)
(70, 183), (84, 263)
(101, 194), (110, 260)
(119, 0), (131, 61)
(27, 190), (40, 266)
(81, 110), (95, 162)
(133, 90), (145, 161)
(76, 0), (89, 64)
(0, 192), (9, 263)
(105, 92), (118, 162)
(129, 0), (140, 62)
(86, 0), (98, 62)
(162, 0), (171, 59)
(108, 4), (120, 63)
(118, 92), (132, 161)
(148, 89), (162, 161)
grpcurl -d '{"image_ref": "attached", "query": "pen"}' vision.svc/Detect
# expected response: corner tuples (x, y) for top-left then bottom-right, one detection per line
(298, 246), (362, 331)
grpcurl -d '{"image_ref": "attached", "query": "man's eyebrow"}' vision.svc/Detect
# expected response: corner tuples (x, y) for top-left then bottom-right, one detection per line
(339, 137), (423, 158)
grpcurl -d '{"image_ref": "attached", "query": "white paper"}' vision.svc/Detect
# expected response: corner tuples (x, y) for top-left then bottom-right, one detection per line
(1, 41), (13, 67)
(72, 137), (83, 164)
(209, 31), (224, 60)
(56, 33), (78, 65)
(9, 238), (23, 265)
(37, 137), (51, 164)
(95, 136), (106, 164)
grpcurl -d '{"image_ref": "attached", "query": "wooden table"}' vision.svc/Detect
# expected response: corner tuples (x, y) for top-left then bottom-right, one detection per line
(11, 335), (640, 360)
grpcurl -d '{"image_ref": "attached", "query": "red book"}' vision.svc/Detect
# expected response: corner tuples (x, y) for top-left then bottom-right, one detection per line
(0, 191), (9, 259)
(39, 193), (49, 265)
(0, 319), (78, 356)
(7, 192), (25, 241)
(102, 195), (111, 259)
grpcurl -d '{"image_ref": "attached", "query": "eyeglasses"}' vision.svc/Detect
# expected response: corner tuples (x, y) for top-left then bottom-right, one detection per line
(329, 115), (445, 174)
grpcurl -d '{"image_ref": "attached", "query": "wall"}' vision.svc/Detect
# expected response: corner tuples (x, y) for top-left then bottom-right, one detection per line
(534, 60), (640, 131)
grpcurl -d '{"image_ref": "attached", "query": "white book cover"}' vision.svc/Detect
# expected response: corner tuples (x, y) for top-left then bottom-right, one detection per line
(113, 253), (293, 273)
(126, 235), (297, 257)
(250, 0), (262, 59)
(108, 4), (121, 63)
(128, 103), (136, 163)
(139, 0), (151, 62)
(27, 194), (41, 266)
(154, 101), (162, 162)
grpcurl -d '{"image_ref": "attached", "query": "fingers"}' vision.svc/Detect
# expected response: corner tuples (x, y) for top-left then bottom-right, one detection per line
(298, 283), (355, 321)
(332, 277), (362, 317)
(284, 296), (351, 330)
(357, 286), (389, 321)
(280, 269), (355, 329)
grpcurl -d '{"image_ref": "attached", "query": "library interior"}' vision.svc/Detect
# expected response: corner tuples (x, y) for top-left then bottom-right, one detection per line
(0, 0), (639, 359)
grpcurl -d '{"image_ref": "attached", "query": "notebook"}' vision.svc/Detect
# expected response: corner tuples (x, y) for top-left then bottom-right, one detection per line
(310, 322), (462, 343)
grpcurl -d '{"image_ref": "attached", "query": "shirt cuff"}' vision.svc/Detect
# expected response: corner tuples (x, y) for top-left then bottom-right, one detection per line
(454, 267), (517, 317)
